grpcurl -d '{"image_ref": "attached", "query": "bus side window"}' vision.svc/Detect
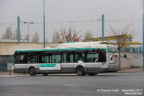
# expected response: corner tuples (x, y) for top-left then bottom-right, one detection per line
(50, 53), (61, 63)
(70, 52), (74, 63)
(73, 52), (78, 62)
(23, 54), (28, 63)
(78, 52), (84, 61)
(86, 51), (99, 62)
(55, 54), (61, 63)
(62, 52), (74, 63)
(41, 55), (48, 63)
(62, 52), (68, 63)
(97, 49), (106, 62)
(27, 54), (39, 64)
(15, 53), (27, 64)
(87, 54), (95, 62)
(95, 54), (99, 62)
(66, 53), (70, 63)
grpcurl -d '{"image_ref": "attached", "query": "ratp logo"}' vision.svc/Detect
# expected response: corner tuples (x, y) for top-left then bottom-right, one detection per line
(109, 54), (115, 63)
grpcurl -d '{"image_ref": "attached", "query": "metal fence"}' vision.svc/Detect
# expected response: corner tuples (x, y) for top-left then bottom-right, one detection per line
(121, 47), (142, 53)
(0, 55), (13, 71)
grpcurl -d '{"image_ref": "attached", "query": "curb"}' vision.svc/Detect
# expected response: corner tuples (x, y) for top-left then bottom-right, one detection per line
(0, 75), (29, 77)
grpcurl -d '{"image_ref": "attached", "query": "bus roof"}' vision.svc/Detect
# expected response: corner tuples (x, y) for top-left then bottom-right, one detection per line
(15, 47), (108, 53)
(15, 42), (117, 53)
(57, 41), (115, 49)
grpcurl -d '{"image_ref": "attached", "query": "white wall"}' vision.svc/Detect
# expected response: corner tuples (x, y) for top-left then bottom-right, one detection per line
(121, 53), (142, 68)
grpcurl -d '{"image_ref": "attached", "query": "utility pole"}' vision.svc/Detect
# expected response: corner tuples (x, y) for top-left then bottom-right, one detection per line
(17, 16), (20, 43)
(142, 0), (144, 71)
(102, 14), (104, 41)
(24, 22), (34, 42)
(43, 0), (46, 48)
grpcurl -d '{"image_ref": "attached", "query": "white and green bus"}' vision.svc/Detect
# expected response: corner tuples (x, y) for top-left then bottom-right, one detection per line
(13, 42), (119, 76)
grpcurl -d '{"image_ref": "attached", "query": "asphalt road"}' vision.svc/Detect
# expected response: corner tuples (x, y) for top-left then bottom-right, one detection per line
(0, 73), (144, 96)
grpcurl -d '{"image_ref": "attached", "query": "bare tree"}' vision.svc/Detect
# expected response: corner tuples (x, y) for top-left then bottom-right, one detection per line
(12, 28), (23, 41)
(2, 26), (13, 39)
(45, 38), (48, 43)
(110, 25), (134, 49)
(24, 32), (30, 42)
(57, 27), (82, 43)
(110, 25), (135, 70)
(84, 31), (93, 40)
(52, 31), (60, 43)
(12, 28), (18, 40)
(31, 31), (40, 43)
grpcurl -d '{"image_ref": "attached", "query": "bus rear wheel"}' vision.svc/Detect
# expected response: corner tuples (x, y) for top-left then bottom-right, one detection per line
(76, 66), (85, 76)
(28, 67), (36, 76)
(43, 73), (48, 76)
(88, 73), (97, 76)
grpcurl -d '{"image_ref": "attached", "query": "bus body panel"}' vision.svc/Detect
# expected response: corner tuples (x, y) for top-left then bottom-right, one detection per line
(60, 63), (75, 72)
(14, 64), (27, 73)
(14, 64), (40, 73)
(13, 42), (119, 75)
(107, 53), (119, 72)
(14, 63), (103, 74)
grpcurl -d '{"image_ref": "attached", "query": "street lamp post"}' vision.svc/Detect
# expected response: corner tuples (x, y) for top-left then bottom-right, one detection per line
(24, 22), (34, 42)
(43, 0), (46, 48)
(17, 16), (20, 43)
(102, 14), (104, 41)
(142, 0), (144, 71)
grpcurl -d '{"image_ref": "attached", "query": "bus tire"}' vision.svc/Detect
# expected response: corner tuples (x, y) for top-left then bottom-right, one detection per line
(43, 73), (48, 76)
(76, 66), (85, 76)
(28, 67), (36, 76)
(88, 73), (96, 76)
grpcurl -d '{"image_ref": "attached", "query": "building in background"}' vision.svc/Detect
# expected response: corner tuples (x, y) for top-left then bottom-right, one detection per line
(83, 34), (142, 53)
(0, 39), (58, 71)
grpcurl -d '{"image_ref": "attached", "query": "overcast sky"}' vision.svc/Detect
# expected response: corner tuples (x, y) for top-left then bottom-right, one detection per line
(0, 0), (142, 42)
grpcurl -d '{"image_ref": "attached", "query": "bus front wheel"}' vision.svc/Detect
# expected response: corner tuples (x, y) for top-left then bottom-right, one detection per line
(28, 67), (36, 76)
(76, 66), (85, 76)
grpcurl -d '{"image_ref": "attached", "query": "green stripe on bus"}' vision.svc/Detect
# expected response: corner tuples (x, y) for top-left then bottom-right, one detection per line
(40, 64), (56, 67)
(15, 48), (108, 53)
